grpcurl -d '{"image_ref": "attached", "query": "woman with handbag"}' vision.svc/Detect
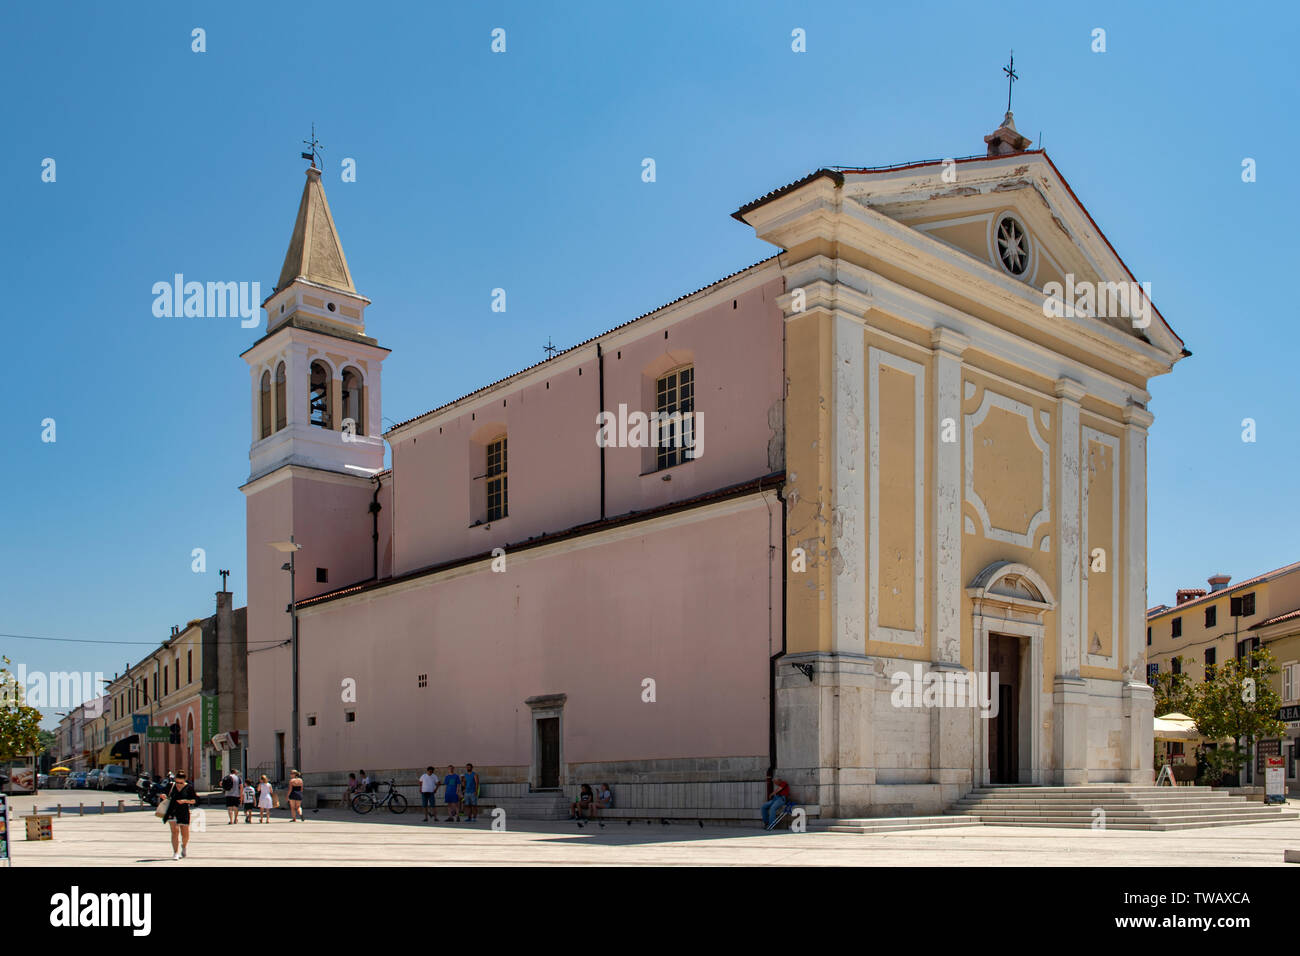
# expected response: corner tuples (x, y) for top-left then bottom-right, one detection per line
(159, 770), (198, 860)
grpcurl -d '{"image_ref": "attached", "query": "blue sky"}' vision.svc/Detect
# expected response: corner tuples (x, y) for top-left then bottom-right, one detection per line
(2, 1), (1297, 727)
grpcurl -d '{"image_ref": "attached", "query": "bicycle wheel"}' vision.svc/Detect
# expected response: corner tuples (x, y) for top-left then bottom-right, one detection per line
(388, 792), (408, 814)
(352, 793), (375, 814)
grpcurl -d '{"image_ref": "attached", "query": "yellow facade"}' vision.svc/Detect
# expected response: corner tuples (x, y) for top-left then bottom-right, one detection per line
(738, 144), (1185, 815)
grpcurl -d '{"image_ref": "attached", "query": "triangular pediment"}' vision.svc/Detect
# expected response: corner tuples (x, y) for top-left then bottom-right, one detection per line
(837, 153), (1179, 356)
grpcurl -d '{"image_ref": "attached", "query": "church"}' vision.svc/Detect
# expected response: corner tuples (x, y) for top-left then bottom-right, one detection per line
(240, 109), (1185, 819)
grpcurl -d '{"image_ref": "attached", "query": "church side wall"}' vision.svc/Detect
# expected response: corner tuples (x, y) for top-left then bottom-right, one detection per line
(288, 494), (779, 807)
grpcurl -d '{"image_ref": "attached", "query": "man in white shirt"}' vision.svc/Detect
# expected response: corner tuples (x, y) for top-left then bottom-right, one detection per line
(418, 766), (440, 821)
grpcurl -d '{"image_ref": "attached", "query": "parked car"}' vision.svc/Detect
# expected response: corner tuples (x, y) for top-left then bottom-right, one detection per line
(86, 769), (102, 789)
(68, 771), (88, 789)
(37, 773), (49, 788)
(99, 765), (133, 791)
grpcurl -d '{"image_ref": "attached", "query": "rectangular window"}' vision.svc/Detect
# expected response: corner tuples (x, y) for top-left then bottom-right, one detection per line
(1205, 647), (1216, 681)
(1242, 592), (1256, 616)
(1205, 605), (1217, 628)
(1146, 626), (1152, 646)
(142, 678), (148, 705)
(1171, 617), (1182, 638)
(1283, 663), (1295, 702)
(486, 436), (507, 522)
(163, 669), (168, 696)
(345, 711), (356, 723)
(316, 567), (328, 583)
(306, 715), (317, 727)
(187, 650), (192, 684)
(655, 366), (695, 470)
(1171, 657), (1182, 676)
(1147, 662), (1159, 681)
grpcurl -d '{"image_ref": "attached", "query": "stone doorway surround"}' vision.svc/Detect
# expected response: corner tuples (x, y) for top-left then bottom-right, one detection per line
(525, 693), (566, 791)
(967, 561), (1055, 787)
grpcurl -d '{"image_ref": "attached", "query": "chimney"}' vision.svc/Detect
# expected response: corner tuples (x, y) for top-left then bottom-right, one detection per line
(1175, 588), (1207, 605)
(1207, 573), (1232, 593)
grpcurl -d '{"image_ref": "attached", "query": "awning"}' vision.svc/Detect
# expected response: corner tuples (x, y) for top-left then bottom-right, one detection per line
(1154, 712), (1201, 741)
(96, 743), (126, 765)
(110, 735), (139, 759)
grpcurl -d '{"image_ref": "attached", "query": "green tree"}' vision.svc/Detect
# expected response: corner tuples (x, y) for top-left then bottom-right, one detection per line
(0, 656), (43, 762)
(1191, 647), (1286, 780)
(1150, 665), (1197, 716)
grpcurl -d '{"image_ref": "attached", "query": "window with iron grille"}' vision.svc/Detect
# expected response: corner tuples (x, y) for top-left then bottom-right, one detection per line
(486, 436), (507, 521)
(655, 366), (695, 470)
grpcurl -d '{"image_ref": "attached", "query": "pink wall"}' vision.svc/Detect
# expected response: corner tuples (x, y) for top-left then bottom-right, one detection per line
(388, 275), (785, 575)
(246, 472), (387, 772)
(292, 498), (778, 774)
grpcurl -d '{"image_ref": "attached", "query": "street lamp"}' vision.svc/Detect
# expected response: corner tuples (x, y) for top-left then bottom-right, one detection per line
(270, 536), (303, 776)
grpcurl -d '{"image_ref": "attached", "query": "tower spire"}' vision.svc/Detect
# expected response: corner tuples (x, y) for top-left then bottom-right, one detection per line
(276, 159), (356, 295)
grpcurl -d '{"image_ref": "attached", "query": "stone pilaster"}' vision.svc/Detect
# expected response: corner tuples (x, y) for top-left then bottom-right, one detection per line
(931, 328), (968, 665)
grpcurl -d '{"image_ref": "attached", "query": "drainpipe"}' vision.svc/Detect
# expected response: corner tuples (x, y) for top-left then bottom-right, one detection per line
(596, 343), (606, 521)
(768, 484), (788, 793)
(369, 474), (383, 580)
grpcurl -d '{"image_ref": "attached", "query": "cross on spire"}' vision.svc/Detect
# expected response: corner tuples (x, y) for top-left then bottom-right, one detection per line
(301, 123), (324, 169)
(1003, 51), (1018, 113)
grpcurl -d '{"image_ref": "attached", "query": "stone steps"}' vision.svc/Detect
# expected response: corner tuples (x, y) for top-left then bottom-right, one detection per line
(947, 784), (1296, 830)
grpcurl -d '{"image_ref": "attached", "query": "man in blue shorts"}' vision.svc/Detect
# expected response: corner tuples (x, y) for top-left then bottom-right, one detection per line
(462, 763), (480, 822)
(442, 764), (461, 822)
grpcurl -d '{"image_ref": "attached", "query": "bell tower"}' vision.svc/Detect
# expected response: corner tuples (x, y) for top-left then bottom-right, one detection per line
(240, 155), (390, 777)
(242, 162), (388, 479)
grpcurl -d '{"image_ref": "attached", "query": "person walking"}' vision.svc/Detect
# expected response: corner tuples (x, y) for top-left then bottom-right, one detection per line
(418, 766), (439, 821)
(257, 774), (273, 823)
(441, 765), (461, 822)
(224, 768), (243, 824)
(287, 769), (305, 822)
(243, 778), (256, 823)
(462, 764), (480, 822)
(162, 770), (198, 860)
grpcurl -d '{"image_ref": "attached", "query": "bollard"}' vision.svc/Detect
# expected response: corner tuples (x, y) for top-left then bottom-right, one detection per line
(57, 804), (62, 817)
(118, 800), (124, 813)
(100, 801), (104, 814)
(79, 803), (84, 816)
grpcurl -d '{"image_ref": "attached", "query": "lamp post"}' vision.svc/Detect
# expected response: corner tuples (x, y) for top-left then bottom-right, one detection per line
(270, 536), (303, 776)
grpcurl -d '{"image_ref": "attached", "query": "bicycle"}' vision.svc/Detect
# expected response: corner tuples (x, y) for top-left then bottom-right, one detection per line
(350, 779), (408, 814)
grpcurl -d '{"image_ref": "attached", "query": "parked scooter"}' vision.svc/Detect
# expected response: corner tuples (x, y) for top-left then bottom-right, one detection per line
(136, 774), (166, 807)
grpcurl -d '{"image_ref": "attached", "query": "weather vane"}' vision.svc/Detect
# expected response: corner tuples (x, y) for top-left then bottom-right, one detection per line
(1003, 51), (1018, 113)
(543, 338), (558, 358)
(301, 123), (324, 169)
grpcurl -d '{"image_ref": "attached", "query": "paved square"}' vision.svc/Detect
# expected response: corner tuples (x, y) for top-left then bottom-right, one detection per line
(6, 795), (1300, 866)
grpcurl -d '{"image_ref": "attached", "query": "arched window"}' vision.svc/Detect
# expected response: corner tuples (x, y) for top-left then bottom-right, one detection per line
(259, 370), (272, 439)
(486, 434), (507, 521)
(309, 360), (332, 429)
(341, 367), (364, 437)
(274, 362), (287, 431)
